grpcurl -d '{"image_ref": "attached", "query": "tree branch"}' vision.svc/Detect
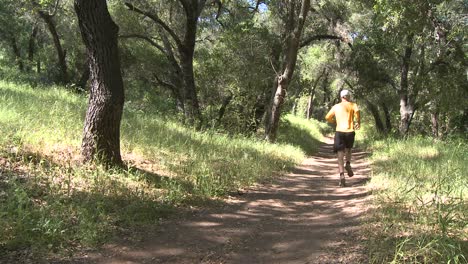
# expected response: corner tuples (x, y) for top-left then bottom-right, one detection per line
(50, 0), (61, 17)
(124, 2), (183, 49)
(251, 0), (265, 12)
(211, 0), (225, 28)
(300, 34), (345, 48)
(119, 34), (165, 53)
(152, 74), (177, 91)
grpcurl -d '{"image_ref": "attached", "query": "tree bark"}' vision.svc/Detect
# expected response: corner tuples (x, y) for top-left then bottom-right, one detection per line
(265, 0), (311, 142)
(75, 0), (125, 166)
(399, 34), (414, 135)
(180, 47), (202, 127)
(37, 9), (68, 83)
(178, 1), (203, 128)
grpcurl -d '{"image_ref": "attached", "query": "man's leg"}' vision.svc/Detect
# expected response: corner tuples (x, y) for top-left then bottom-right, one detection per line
(345, 148), (352, 163)
(337, 150), (346, 187)
(344, 132), (355, 177)
(337, 150), (345, 173)
(345, 148), (354, 177)
(335, 132), (346, 187)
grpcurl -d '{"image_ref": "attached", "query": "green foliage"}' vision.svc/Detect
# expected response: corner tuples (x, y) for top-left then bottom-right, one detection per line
(348, 0), (468, 136)
(0, 81), (325, 258)
(277, 114), (329, 155)
(365, 136), (467, 263)
(0, 0), (466, 260)
(195, 11), (274, 133)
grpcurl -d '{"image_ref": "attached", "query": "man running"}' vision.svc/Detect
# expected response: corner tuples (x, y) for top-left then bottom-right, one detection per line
(325, 89), (360, 187)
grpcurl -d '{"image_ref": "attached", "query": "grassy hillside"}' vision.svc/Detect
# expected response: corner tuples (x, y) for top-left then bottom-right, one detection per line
(364, 136), (467, 263)
(0, 80), (326, 259)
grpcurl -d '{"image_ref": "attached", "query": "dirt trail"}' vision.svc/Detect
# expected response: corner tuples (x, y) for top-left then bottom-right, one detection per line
(79, 139), (371, 264)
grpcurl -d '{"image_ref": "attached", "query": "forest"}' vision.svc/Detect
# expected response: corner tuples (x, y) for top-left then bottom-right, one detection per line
(0, 0), (466, 263)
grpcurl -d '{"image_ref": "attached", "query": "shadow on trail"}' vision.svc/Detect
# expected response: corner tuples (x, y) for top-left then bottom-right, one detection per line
(73, 141), (371, 264)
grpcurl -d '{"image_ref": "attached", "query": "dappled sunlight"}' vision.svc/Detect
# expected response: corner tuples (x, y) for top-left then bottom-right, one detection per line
(80, 140), (370, 263)
(0, 76), (376, 263)
(365, 137), (467, 263)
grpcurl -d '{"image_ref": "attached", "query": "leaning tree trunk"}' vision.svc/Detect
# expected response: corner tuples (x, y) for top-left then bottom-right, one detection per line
(75, 0), (125, 166)
(306, 70), (324, 119)
(265, 0), (311, 142)
(160, 31), (185, 113)
(37, 10), (68, 84)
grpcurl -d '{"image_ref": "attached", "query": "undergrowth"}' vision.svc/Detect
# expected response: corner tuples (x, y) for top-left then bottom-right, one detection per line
(365, 135), (467, 263)
(0, 80), (325, 259)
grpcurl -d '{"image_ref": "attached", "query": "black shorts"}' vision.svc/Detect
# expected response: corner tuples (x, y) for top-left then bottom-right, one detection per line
(333, 131), (355, 152)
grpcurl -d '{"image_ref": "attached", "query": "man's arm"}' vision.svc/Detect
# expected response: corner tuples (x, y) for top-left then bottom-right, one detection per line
(325, 107), (335, 123)
(354, 106), (361, 130)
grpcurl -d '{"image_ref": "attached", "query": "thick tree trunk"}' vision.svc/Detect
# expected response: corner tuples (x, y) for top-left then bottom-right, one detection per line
(399, 34), (414, 135)
(399, 94), (415, 135)
(265, 0), (311, 142)
(180, 49), (202, 127)
(265, 76), (287, 142)
(37, 10), (68, 83)
(75, 0), (125, 166)
(180, 9), (202, 128)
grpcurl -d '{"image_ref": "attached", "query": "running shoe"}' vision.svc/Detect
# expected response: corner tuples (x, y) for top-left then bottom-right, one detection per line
(345, 162), (354, 177)
(339, 173), (346, 187)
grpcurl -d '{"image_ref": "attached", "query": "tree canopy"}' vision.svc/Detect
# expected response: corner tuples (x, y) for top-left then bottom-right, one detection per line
(0, 0), (466, 160)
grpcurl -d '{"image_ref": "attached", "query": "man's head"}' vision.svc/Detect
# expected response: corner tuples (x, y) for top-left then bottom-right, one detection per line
(340, 89), (351, 101)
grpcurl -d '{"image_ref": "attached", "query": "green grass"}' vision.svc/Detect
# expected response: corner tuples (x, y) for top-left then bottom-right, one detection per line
(365, 136), (468, 264)
(277, 114), (329, 155)
(0, 80), (325, 259)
